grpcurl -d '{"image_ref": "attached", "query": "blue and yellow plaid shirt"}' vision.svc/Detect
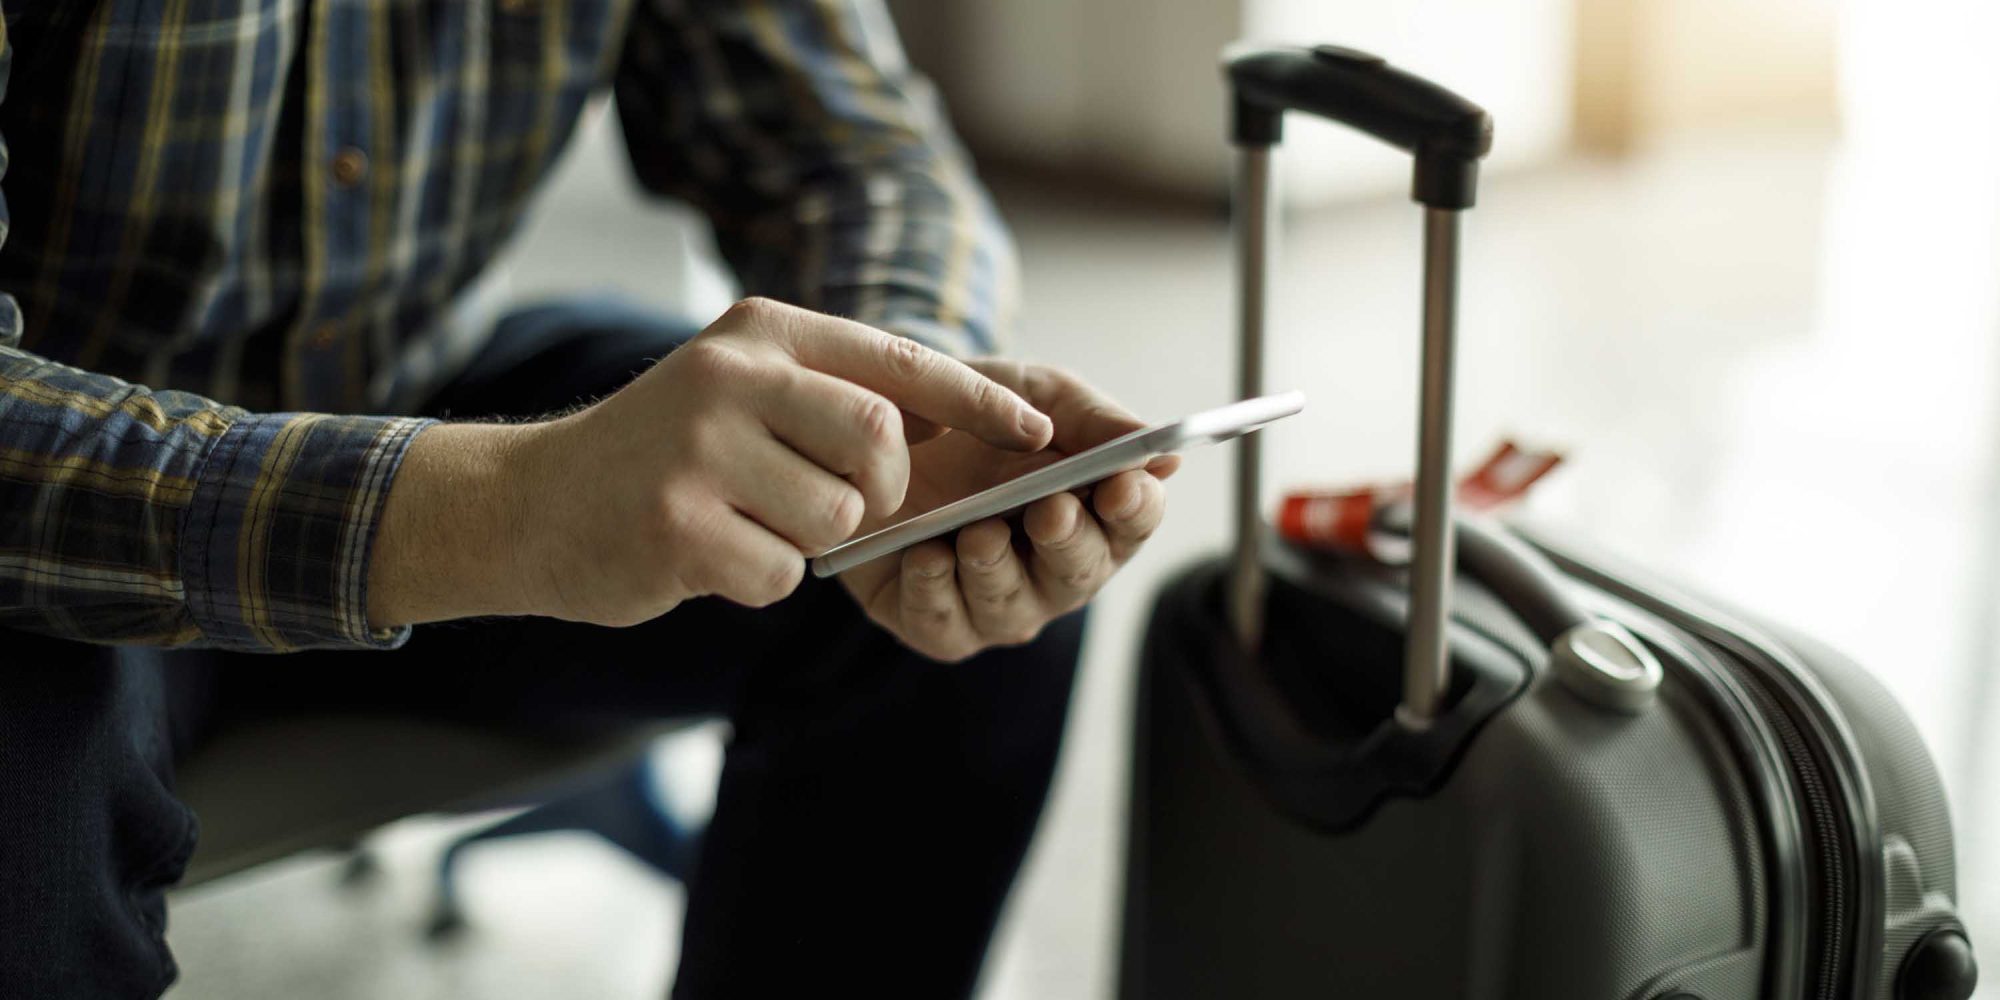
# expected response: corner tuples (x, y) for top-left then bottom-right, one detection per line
(0, 0), (1013, 653)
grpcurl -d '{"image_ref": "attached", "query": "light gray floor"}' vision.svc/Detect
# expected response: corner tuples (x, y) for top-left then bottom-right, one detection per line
(167, 110), (2000, 997)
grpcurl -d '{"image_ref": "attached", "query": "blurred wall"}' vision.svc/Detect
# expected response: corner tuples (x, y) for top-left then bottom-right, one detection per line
(1574, 0), (1840, 153)
(889, 0), (1573, 205)
(891, 0), (1839, 202)
(890, 0), (1237, 196)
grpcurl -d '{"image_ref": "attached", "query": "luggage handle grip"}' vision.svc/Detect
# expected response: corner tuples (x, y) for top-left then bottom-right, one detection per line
(1223, 44), (1491, 727)
(1225, 44), (1492, 210)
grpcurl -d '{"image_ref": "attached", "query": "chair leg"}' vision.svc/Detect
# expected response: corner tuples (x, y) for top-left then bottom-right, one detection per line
(423, 761), (644, 940)
(588, 758), (702, 882)
(425, 835), (473, 940)
(423, 754), (706, 941)
(336, 841), (383, 890)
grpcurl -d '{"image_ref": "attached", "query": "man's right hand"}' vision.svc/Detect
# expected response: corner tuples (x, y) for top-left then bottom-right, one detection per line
(365, 298), (1054, 629)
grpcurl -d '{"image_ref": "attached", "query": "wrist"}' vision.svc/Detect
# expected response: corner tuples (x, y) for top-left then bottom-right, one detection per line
(493, 417), (564, 619)
(366, 420), (546, 627)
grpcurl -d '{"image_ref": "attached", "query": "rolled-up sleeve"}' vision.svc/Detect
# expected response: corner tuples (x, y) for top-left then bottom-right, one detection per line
(613, 0), (1018, 357)
(0, 16), (432, 652)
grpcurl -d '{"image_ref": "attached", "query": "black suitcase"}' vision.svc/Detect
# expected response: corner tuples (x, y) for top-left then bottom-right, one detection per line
(1118, 44), (1978, 1000)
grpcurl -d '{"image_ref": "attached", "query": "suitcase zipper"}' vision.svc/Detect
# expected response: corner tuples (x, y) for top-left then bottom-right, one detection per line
(1713, 641), (1853, 1000)
(1528, 545), (1882, 1000)
(1622, 621), (1812, 999)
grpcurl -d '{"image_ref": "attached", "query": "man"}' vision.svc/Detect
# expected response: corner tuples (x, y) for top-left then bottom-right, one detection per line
(0, 1), (1172, 997)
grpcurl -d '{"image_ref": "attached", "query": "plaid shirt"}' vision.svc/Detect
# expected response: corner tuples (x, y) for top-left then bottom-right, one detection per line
(0, 0), (1013, 652)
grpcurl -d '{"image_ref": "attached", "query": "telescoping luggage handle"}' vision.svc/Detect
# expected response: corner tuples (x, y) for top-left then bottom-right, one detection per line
(1225, 45), (1493, 728)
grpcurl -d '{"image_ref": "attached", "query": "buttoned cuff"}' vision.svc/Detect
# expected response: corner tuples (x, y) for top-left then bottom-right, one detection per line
(180, 412), (433, 652)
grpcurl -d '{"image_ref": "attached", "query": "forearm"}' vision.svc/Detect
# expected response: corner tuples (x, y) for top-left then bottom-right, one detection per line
(613, 0), (1016, 358)
(787, 164), (1017, 358)
(364, 422), (547, 628)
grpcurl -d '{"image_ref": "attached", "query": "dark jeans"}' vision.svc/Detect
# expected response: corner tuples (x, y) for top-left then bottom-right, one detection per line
(0, 297), (1084, 999)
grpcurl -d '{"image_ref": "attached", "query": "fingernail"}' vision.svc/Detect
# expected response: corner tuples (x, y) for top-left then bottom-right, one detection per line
(1018, 408), (1052, 442)
(917, 562), (948, 579)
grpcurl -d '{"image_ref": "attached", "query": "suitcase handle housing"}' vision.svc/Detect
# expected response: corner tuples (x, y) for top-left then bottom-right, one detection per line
(1226, 44), (1492, 210)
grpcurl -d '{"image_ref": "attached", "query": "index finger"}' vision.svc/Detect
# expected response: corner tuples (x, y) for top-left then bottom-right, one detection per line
(778, 312), (1052, 452)
(980, 363), (1180, 479)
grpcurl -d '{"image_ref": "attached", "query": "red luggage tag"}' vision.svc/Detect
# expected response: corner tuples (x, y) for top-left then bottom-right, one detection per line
(1457, 440), (1563, 510)
(1276, 440), (1563, 562)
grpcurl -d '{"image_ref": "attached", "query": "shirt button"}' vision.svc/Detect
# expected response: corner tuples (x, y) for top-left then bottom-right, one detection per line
(310, 323), (340, 349)
(330, 147), (369, 188)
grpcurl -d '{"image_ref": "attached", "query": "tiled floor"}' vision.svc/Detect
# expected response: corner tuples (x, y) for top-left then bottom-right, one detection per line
(166, 114), (2000, 997)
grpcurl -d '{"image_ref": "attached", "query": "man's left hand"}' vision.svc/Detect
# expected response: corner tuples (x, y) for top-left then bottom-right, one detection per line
(840, 359), (1177, 662)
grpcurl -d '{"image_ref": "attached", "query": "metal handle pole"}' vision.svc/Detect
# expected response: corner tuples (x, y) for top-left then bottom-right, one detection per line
(1398, 207), (1462, 726)
(1228, 147), (1275, 652)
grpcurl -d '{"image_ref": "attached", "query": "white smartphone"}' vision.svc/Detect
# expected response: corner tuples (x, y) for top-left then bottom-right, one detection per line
(810, 390), (1306, 578)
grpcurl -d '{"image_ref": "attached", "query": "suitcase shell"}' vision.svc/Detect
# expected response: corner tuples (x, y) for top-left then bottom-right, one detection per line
(1117, 43), (1976, 1000)
(1119, 530), (1971, 999)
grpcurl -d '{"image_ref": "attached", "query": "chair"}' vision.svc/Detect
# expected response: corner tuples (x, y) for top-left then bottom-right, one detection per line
(174, 716), (670, 890)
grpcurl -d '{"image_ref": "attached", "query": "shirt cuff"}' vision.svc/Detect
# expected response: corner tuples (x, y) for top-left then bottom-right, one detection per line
(180, 412), (434, 653)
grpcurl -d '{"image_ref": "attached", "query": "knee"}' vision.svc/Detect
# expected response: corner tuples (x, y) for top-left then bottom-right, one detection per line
(1027, 605), (1089, 664)
(985, 605), (1088, 677)
(947, 607), (1089, 756)
(966, 610), (1088, 728)
(0, 639), (194, 997)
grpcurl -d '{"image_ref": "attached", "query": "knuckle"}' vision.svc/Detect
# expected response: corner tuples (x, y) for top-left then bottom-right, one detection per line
(1015, 364), (1047, 399)
(656, 504), (718, 587)
(827, 487), (866, 542)
(955, 531), (998, 567)
(1083, 401), (1124, 428)
(676, 338), (748, 381)
(1003, 625), (1042, 646)
(858, 451), (909, 516)
(656, 495), (706, 548)
(852, 393), (901, 447)
(911, 605), (957, 633)
(758, 356), (803, 395)
(680, 413), (730, 465)
(724, 296), (784, 326)
(743, 557), (804, 608)
(1039, 522), (1081, 551)
(966, 374), (1006, 415)
(880, 334), (933, 383)
(1041, 365), (1084, 392)
(767, 556), (806, 600)
(641, 577), (691, 617)
(1057, 561), (1102, 591)
(969, 586), (1014, 610)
